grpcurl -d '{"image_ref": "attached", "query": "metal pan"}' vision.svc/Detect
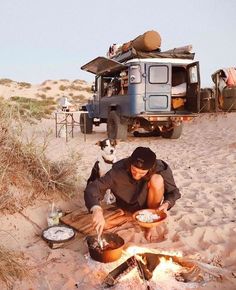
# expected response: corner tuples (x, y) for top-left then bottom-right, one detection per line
(86, 232), (124, 263)
(42, 225), (75, 243)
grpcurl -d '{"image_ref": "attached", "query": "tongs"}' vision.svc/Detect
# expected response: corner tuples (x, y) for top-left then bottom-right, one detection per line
(96, 229), (104, 250)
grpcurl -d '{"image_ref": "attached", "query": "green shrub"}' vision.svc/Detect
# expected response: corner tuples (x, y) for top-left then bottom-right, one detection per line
(9, 96), (56, 121)
(59, 85), (68, 91)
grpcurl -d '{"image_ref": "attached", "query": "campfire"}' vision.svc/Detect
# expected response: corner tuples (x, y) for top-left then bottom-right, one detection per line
(83, 233), (235, 289)
(84, 245), (235, 289)
(102, 246), (191, 288)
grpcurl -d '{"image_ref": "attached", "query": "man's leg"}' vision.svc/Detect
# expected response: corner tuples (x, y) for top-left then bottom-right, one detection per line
(145, 174), (165, 241)
(147, 174), (164, 208)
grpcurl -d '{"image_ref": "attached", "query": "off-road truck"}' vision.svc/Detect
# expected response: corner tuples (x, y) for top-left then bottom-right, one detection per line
(80, 49), (200, 139)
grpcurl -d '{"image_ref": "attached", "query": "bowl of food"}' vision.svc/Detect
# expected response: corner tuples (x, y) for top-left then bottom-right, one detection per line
(133, 209), (167, 228)
(42, 224), (75, 243)
(86, 232), (124, 263)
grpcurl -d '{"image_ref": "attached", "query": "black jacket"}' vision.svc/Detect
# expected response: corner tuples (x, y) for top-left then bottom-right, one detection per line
(84, 158), (181, 212)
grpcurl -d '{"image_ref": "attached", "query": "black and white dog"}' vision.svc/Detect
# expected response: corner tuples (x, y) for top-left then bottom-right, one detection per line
(87, 139), (117, 204)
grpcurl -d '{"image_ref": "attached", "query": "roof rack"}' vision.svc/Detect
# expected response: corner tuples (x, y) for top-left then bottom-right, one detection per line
(111, 47), (195, 63)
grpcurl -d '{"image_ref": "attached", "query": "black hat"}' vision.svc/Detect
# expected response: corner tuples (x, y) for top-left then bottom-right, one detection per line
(130, 147), (156, 170)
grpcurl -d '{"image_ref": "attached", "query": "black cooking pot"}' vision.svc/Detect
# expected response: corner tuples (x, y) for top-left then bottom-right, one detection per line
(86, 232), (124, 263)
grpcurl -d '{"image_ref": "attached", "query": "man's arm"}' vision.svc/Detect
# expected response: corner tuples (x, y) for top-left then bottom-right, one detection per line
(159, 161), (181, 209)
(84, 170), (114, 237)
(84, 170), (114, 211)
(86, 161), (99, 185)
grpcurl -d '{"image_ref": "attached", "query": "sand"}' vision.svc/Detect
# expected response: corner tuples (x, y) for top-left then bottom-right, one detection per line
(1, 111), (236, 289)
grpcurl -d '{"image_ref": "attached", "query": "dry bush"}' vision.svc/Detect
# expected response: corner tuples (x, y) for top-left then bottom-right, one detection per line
(69, 84), (84, 91)
(17, 82), (31, 89)
(72, 79), (87, 85)
(72, 94), (87, 102)
(0, 99), (81, 213)
(59, 79), (69, 82)
(0, 246), (29, 289)
(67, 84), (92, 93)
(35, 93), (47, 99)
(0, 78), (13, 86)
(59, 84), (68, 91)
(40, 86), (52, 92)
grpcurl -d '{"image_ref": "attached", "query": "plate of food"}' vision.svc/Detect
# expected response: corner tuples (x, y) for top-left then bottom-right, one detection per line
(42, 225), (75, 243)
(133, 209), (167, 228)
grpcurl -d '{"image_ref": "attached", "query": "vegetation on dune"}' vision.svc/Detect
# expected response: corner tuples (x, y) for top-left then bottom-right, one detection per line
(71, 94), (87, 102)
(59, 83), (91, 93)
(0, 78), (13, 86)
(0, 246), (29, 289)
(0, 79), (90, 288)
(9, 96), (57, 121)
(18, 82), (31, 89)
(0, 99), (81, 213)
(0, 79), (31, 89)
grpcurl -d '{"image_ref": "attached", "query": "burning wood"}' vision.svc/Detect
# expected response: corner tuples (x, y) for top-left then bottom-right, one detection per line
(102, 251), (236, 288)
(102, 256), (137, 288)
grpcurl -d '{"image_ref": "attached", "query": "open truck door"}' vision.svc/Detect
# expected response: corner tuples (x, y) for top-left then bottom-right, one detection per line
(81, 56), (127, 117)
(186, 62), (200, 113)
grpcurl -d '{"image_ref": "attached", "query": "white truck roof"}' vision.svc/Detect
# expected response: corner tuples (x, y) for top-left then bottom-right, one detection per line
(126, 58), (195, 65)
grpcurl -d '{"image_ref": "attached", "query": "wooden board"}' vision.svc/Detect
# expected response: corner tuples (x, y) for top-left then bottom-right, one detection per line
(60, 206), (131, 235)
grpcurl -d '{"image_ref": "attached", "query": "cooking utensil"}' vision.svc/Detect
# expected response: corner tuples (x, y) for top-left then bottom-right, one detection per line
(96, 228), (104, 250)
(86, 232), (124, 263)
(133, 209), (167, 228)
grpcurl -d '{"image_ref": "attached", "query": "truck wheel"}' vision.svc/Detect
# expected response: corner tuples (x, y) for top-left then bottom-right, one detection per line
(80, 113), (93, 134)
(107, 111), (127, 140)
(162, 122), (183, 139)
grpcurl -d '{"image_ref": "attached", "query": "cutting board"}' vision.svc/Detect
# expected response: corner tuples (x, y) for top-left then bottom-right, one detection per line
(60, 206), (131, 235)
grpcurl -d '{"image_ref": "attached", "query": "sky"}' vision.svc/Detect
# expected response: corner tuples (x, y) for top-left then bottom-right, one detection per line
(0, 0), (235, 86)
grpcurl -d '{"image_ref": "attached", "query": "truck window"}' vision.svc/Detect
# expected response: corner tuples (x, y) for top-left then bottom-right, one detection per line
(130, 65), (141, 84)
(120, 70), (128, 95)
(149, 65), (169, 84)
(172, 67), (186, 86)
(189, 65), (198, 83)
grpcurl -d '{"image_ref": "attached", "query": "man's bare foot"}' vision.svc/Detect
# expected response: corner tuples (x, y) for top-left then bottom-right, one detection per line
(145, 226), (158, 242)
(144, 225), (167, 242)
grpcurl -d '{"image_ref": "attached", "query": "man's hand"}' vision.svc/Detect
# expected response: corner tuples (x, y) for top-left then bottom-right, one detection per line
(158, 201), (170, 213)
(92, 207), (105, 237)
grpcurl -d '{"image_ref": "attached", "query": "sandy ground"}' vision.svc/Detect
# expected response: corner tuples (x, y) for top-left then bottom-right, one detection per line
(1, 112), (236, 289)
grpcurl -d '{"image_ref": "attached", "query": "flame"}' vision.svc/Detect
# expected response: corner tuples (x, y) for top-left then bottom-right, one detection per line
(156, 257), (181, 273)
(117, 254), (183, 285)
(122, 246), (183, 282)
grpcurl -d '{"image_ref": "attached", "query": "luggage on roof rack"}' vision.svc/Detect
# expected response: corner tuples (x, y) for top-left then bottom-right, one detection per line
(112, 47), (195, 63)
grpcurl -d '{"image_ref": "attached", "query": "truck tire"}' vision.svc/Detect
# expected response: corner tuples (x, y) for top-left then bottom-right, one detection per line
(162, 122), (183, 139)
(80, 113), (93, 134)
(107, 111), (127, 140)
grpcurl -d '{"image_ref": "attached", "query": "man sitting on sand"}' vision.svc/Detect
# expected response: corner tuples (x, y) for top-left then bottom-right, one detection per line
(84, 146), (181, 241)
